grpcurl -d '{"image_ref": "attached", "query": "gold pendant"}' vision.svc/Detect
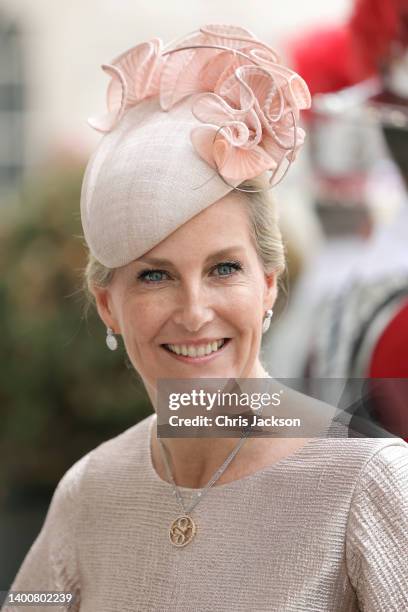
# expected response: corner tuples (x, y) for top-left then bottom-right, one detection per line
(169, 514), (197, 547)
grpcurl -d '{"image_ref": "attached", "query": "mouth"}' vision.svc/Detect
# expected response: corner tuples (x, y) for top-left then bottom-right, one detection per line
(160, 338), (231, 363)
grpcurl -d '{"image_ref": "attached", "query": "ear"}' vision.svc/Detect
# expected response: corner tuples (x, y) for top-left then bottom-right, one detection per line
(263, 272), (278, 311)
(90, 284), (120, 334)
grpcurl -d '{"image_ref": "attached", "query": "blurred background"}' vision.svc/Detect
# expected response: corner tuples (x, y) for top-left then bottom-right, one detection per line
(1, 0), (408, 590)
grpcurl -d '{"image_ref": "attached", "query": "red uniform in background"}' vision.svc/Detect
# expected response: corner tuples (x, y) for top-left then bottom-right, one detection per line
(288, 0), (408, 441)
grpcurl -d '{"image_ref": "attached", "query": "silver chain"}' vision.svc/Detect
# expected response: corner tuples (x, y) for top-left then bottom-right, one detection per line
(157, 376), (270, 515)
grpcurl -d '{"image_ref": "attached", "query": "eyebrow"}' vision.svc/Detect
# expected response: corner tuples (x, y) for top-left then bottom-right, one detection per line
(136, 246), (246, 267)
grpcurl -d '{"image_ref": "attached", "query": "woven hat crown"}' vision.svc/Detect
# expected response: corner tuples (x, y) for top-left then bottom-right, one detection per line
(80, 24), (311, 267)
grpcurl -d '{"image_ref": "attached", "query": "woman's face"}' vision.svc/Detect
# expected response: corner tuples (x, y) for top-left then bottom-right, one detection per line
(92, 192), (277, 391)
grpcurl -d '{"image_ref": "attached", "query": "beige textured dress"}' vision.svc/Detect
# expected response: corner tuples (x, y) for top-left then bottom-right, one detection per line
(2, 413), (408, 612)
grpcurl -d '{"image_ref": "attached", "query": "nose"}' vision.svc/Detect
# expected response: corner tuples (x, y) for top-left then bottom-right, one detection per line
(172, 281), (214, 333)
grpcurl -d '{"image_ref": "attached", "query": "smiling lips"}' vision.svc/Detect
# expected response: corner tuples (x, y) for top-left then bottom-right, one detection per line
(163, 338), (228, 358)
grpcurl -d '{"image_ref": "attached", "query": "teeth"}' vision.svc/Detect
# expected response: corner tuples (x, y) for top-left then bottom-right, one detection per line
(166, 339), (226, 357)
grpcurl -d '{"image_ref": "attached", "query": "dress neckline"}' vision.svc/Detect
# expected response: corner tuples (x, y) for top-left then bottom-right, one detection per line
(145, 412), (320, 493)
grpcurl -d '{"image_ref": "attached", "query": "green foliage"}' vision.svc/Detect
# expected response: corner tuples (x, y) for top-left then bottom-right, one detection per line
(0, 162), (151, 497)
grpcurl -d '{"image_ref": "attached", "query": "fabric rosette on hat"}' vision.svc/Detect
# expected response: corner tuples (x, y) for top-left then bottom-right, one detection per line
(81, 24), (311, 268)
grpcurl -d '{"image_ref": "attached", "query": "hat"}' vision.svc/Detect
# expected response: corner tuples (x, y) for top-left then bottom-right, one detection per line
(80, 24), (311, 268)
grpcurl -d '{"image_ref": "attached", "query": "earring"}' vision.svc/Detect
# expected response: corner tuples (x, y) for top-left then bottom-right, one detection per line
(262, 309), (274, 334)
(106, 327), (118, 351)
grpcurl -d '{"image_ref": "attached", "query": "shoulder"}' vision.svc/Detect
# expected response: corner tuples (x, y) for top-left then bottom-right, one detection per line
(55, 413), (155, 502)
(275, 381), (408, 475)
(85, 412), (153, 467)
(299, 430), (408, 486)
(349, 438), (408, 507)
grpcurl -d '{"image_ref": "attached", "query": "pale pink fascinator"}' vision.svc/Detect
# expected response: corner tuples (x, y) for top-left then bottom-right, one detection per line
(80, 24), (311, 268)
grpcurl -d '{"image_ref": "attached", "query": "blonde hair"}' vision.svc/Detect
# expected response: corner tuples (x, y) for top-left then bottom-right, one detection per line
(82, 175), (287, 315)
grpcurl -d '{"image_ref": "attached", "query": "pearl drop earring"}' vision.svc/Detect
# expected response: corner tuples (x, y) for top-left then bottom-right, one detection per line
(106, 327), (118, 351)
(262, 309), (274, 334)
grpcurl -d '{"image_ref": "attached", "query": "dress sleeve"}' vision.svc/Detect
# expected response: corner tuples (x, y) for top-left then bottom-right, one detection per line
(1, 453), (91, 612)
(346, 442), (408, 611)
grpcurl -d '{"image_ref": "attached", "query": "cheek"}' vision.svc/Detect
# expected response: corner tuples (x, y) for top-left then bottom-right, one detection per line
(119, 297), (164, 344)
(225, 286), (264, 320)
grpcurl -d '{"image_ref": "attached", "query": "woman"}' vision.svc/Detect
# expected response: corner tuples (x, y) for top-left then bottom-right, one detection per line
(3, 25), (408, 612)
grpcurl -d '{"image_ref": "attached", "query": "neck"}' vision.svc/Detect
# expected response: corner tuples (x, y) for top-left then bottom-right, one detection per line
(149, 361), (271, 488)
(151, 420), (276, 488)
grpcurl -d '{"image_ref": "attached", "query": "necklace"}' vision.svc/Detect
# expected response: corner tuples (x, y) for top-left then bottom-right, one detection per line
(157, 374), (270, 547)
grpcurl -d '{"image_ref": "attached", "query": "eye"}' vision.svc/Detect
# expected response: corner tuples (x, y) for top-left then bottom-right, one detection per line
(136, 260), (243, 284)
(211, 260), (243, 277)
(137, 269), (170, 283)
